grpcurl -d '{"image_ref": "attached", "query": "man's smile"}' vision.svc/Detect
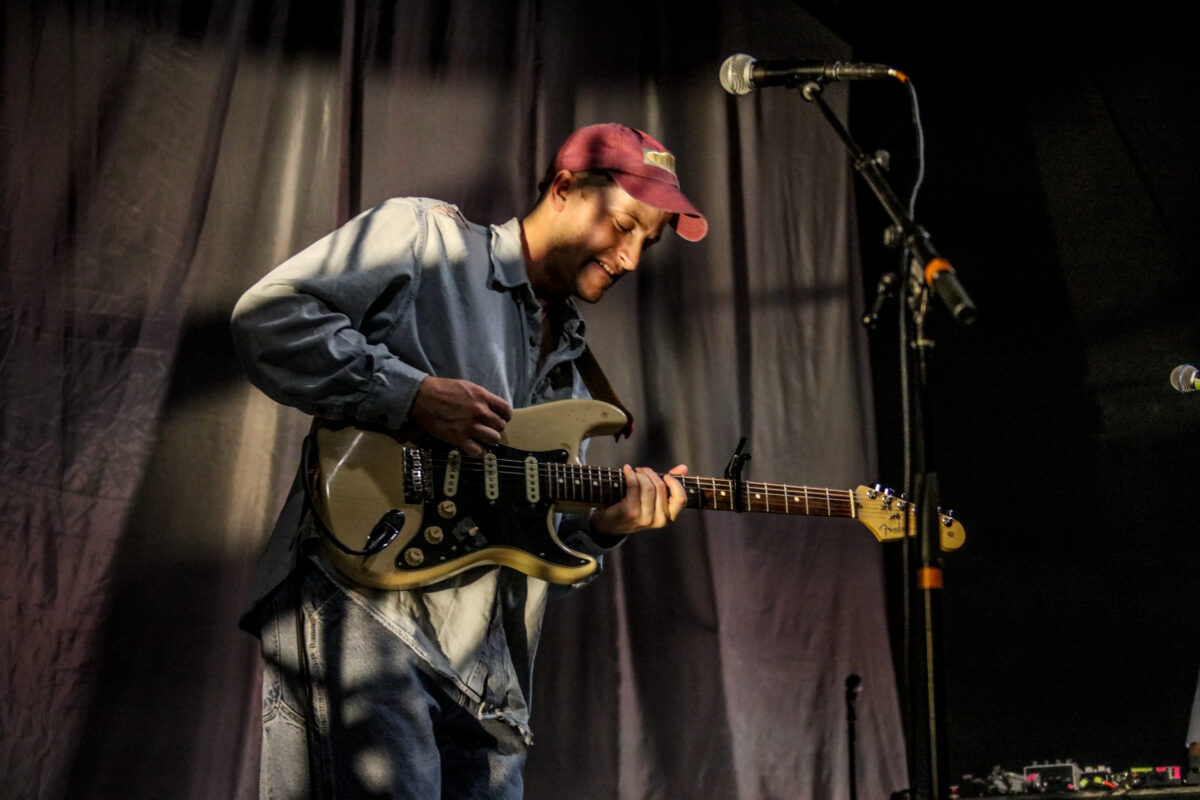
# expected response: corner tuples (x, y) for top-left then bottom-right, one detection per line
(592, 258), (618, 280)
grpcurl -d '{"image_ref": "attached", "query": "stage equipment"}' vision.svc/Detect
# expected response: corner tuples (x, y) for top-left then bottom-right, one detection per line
(847, 674), (863, 800)
(1170, 364), (1200, 392)
(1024, 760), (1082, 792)
(719, 52), (902, 93)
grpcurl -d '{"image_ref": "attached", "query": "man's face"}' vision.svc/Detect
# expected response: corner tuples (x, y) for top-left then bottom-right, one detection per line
(540, 177), (672, 304)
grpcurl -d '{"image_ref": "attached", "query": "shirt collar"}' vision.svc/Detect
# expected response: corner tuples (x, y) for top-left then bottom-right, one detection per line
(489, 216), (587, 342)
(488, 218), (531, 291)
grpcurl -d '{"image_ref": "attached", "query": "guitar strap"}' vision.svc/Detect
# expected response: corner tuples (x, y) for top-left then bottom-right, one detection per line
(575, 343), (634, 440)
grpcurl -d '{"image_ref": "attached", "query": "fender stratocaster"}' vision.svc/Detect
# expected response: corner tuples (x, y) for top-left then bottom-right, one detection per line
(312, 398), (964, 589)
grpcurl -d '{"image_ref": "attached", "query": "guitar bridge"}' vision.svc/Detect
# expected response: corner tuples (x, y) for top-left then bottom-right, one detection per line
(403, 446), (432, 504)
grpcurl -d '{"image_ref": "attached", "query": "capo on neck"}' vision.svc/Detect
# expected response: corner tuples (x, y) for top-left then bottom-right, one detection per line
(724, 437), (752, 512)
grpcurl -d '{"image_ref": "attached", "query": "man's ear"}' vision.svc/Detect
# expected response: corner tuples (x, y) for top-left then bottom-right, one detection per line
(548, 169), (575, 211)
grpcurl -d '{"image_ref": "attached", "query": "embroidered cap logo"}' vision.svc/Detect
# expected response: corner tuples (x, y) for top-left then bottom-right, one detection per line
(643, 149), (676, 176)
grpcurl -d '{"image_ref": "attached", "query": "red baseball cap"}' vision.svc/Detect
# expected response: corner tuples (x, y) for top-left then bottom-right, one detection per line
(551, 123), (708, 242)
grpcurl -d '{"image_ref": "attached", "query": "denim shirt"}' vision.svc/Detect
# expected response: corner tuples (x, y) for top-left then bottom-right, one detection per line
(231, 198), (613, 740)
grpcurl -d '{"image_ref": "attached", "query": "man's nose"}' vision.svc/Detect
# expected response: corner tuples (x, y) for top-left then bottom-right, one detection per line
(616, 240), (642, 272)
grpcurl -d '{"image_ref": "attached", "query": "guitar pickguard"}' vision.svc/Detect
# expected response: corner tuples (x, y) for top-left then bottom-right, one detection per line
(313, 399), (630, 589)
(389, 442), (591, 578)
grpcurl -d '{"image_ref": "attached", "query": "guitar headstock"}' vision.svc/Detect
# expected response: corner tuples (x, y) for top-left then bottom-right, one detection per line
(852, 485), (965, 551)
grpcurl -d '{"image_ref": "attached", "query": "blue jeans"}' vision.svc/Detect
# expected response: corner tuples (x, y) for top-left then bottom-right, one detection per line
(258, 565), (527, 799)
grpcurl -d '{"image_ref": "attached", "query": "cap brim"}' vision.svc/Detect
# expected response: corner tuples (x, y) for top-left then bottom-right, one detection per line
(611, 172), (708, 242)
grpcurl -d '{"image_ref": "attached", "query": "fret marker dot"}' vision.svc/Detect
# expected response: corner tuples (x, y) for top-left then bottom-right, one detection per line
(719, 491), (727, 497)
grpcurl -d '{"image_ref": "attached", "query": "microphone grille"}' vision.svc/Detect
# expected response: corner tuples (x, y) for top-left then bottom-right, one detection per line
(1170, 363), (1198, 392)
(719, 53), (755, 95)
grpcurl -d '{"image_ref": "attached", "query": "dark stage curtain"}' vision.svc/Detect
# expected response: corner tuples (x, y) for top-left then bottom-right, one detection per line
(1, 2), (906, 797)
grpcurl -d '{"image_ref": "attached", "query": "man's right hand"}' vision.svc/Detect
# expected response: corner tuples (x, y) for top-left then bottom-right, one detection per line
(409, 376), (512, 457)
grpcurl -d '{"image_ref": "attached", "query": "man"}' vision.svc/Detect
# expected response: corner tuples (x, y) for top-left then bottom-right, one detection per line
(231, 123), (708, 798)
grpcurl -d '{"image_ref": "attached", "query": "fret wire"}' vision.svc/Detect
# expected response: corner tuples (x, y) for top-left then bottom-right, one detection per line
(526, 457), (859, 518)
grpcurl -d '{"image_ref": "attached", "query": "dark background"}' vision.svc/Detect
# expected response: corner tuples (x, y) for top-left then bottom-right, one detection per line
(810, 0), (1200, 779)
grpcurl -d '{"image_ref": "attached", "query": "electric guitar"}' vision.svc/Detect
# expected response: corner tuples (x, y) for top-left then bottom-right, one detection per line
(311, 399), (965, 589)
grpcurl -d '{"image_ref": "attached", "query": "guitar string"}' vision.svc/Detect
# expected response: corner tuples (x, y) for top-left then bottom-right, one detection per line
(415, 453), (860, 514)
(423, 454), (857, 498)
(417, 453), (859, 496)
(421, 452), (859, 494)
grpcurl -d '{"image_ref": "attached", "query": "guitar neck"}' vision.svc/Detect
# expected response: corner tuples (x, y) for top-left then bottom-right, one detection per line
(546, 463), (856, 519)
(681, 475), (856, 518)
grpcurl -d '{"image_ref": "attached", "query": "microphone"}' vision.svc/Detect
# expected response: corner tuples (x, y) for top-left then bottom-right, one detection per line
(719, 53), (904, 95)
(1171, 364), (1200, 392)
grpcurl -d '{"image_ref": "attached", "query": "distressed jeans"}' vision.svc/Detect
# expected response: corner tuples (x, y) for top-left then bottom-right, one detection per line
(258, 565), (527, 799)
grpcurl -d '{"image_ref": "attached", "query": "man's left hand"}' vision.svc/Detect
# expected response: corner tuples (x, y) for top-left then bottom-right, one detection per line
(590, 464), (688, 536)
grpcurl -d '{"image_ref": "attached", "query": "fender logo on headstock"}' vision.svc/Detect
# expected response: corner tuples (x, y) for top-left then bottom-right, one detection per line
(853, 485), (965, 551)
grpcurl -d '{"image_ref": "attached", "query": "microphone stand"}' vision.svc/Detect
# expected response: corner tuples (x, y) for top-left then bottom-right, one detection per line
(795, 78), (975, 800)
(846, 674), (863, 800)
